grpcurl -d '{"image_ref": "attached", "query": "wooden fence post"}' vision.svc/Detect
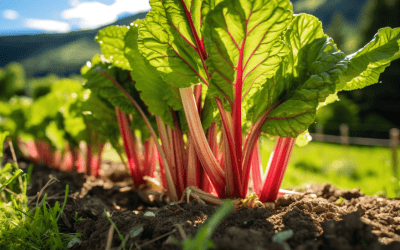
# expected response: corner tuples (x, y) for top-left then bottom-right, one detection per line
(390, 128), (399, 178)
(340, 124), (349, 146)
(315, 123), (324, 141)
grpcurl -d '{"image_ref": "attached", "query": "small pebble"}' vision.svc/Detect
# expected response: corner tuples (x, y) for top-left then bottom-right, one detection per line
(144, 211), (155, 217)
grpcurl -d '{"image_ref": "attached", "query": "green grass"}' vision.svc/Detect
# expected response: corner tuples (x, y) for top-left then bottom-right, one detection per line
(260, 138), (400, 198)
(0, 131), (79, 250)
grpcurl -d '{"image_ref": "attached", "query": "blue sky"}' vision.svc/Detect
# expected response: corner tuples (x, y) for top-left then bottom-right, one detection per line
(0, 0), (151, 35)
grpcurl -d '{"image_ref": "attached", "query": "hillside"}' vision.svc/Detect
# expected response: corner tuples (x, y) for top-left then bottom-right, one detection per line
(0, 12), (147, 78)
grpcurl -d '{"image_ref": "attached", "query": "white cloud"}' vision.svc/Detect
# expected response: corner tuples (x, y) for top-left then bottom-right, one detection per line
(69, 0), (80, 7)
(25, 19), (71, 33)
(61, 0), (151, 30)
(3, 9), (19, 20)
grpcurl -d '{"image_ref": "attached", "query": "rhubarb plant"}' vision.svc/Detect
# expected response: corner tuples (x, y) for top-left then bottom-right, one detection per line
(0, 77), (121, 178)
(81, 53), (160, 188)
(83, 0), (400, 203)
(83, 23), (217, 200)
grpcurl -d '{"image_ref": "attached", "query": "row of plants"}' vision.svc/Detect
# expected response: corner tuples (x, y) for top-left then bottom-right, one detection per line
(0, 75), (126, 178)
(78, 0), (400, 205)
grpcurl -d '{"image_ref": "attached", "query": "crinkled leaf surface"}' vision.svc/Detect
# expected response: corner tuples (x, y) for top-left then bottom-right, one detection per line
(260, 14), (347, 137)
(81, 54), (137, 115)
(81, 54), (155, 139)
(96, 26), (132, 71)
(138, 0), (210, 88)
(125, 20), (181, 127)
(26, 79), (83, 128)
(337, 27), (400, 91)
(203, 0), (292, 107)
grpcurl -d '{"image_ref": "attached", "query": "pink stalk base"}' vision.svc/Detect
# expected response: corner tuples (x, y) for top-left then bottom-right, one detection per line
(250, 140), (262, 196)
(19, 138), (103, 178)
(86, 143), (104, 178)
(35, 140), (54, 166)
(116, 107), (144, 187)
(23, 140), (40, 164)
(259, 136), (296, 202)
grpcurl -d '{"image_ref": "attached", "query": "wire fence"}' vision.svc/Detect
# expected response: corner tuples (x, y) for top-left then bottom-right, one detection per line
(310, 124), (400, 178)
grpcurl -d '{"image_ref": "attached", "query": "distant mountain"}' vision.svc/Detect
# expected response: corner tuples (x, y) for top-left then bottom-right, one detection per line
(0, 12), (147, 78)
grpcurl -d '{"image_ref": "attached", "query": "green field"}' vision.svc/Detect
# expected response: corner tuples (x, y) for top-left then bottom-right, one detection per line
(260, 138), (400, 198)
(102, 139), (400, 199)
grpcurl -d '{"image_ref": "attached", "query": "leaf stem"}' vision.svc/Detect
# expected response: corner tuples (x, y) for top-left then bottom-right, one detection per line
(180, 87), (225, 197)
(259, 136), (296, 202)
(98, 69), (178, 201)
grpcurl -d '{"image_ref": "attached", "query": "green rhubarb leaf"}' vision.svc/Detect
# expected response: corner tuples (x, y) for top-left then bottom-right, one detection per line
(138, 0), (210, 88)
(27, 79), (83, 127)
(63, 98), (88, 143)
(82, 54), (156, 139)
(336, 27), (400, 91)
(80, 93), (124, 152)
(0, 97), (32, 138)
(125, 20), (181, 127)
(96, 26), (132, 71)
(26, 93), (64, 127)
(203, 0), (293, 107)
(202, 0), (224, 20)
(260, 14), (347, 138)
(81, 54), (137, 115)
(45, 121), (65, 150)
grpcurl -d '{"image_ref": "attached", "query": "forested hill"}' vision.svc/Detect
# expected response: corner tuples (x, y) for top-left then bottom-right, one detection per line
(0, 12), (147, 77)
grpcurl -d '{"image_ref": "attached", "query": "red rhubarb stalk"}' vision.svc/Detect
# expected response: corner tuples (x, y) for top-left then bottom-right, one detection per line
(215, 98), (242, 197)
(35, 140), (53, 166)
(23, 139), (40, 163)
(89, 143), (104, 178)
(171, 117), (186, 196)
(115, 107), (144, 187)
(99, 69), (178, 201)
(71, 146), (80, 173)
(259, 136), (296, 202)
(143, 139), (157, 177)
(86, 144), (93, 175)
(180, 87), (225, 197)
(250, 140), (262, 196)
(241, 101), (282, 197)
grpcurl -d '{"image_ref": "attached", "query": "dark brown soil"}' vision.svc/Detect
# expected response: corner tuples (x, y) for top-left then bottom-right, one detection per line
(3, 145), (400, 250)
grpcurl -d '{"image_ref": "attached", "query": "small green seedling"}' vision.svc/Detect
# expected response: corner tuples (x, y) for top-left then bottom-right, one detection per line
(104, 210), (135, 250)
(335, 196), (346, 205)
(74, 211), (84, 222)
(172, 200), (234, 250)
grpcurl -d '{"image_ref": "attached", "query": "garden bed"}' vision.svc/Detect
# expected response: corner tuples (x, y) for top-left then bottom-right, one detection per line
(3, 145), (400, 250)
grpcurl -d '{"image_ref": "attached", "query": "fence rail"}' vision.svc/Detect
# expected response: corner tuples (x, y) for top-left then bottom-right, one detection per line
(311, 124), (399, 177)
(310, 133), (394, 147)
